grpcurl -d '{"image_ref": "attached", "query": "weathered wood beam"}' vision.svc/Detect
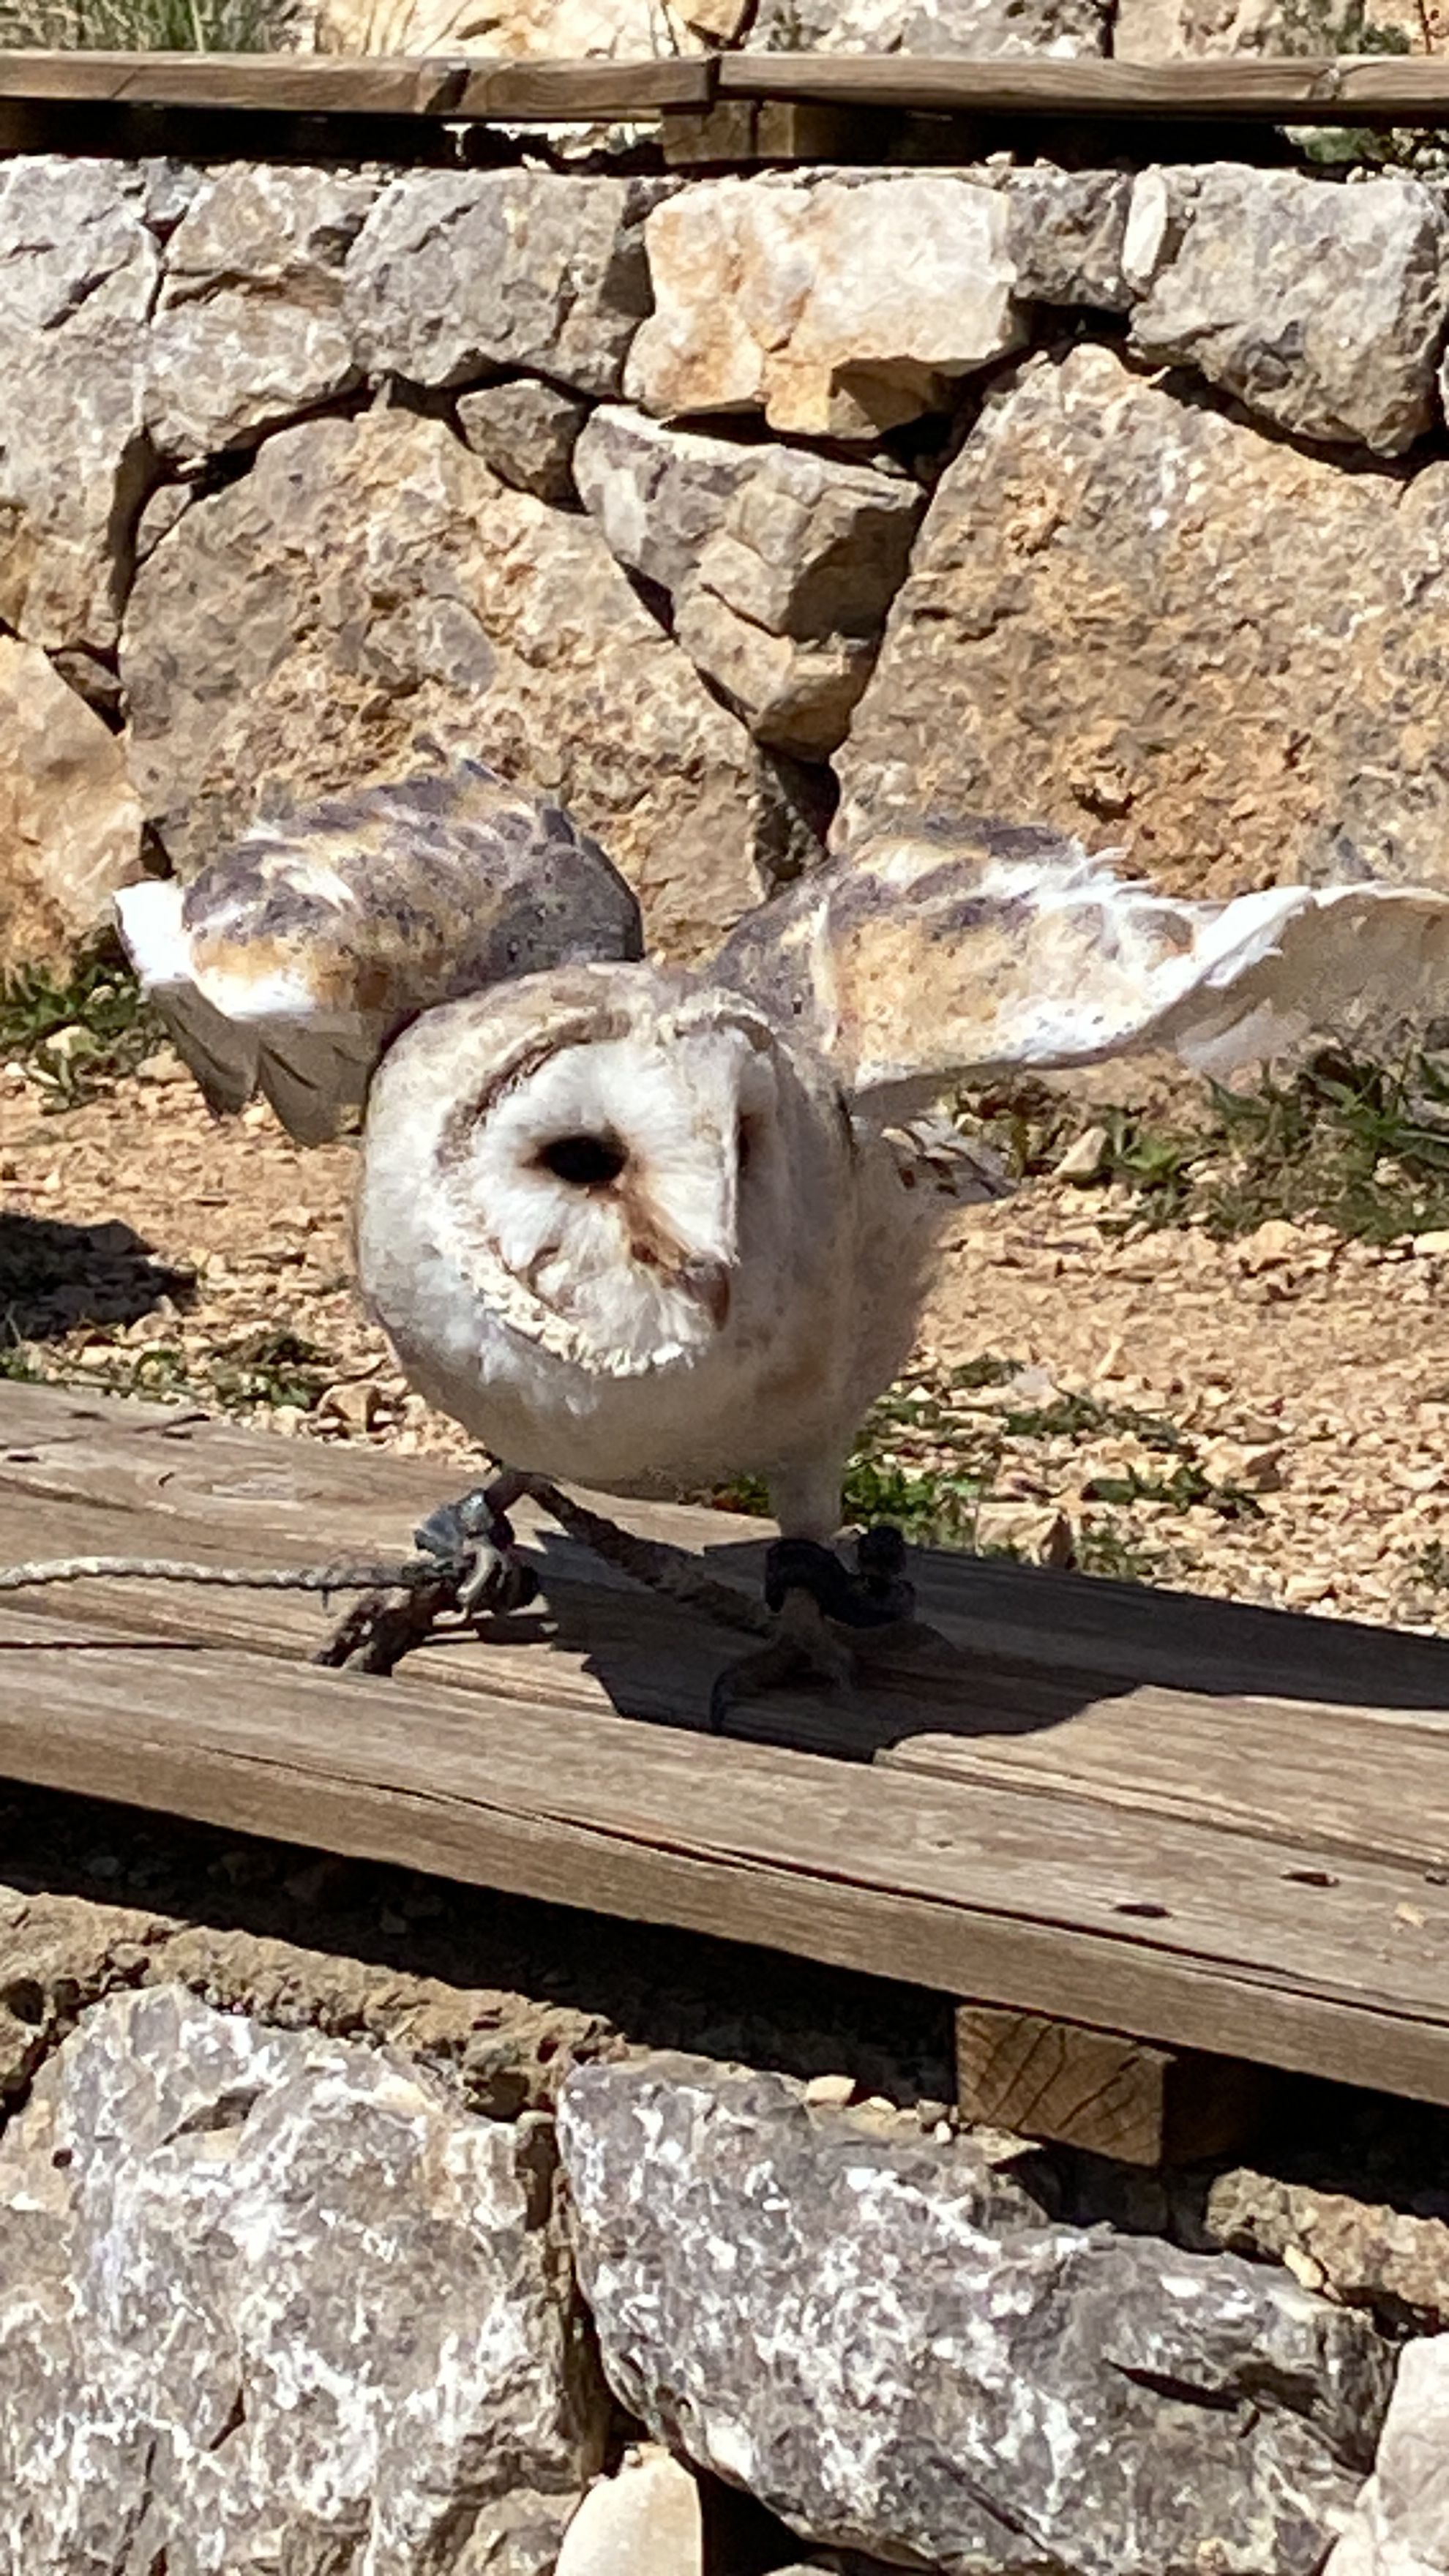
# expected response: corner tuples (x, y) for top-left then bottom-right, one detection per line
(956, 2002), (1273, 2165)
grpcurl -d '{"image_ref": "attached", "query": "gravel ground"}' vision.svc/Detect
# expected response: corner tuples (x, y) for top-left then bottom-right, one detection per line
(3, 1044), (1448, 1636)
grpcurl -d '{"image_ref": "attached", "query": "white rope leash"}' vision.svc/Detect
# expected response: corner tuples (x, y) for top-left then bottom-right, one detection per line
(0, 1554), (434, 1595)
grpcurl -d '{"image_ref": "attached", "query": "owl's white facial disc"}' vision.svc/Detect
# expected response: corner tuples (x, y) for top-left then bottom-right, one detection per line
(446, 1016), (782, 1374)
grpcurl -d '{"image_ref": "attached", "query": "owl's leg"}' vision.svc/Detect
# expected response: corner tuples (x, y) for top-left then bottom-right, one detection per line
(706, 1524), (916, 1731)
(313, 1470), (538, 1674)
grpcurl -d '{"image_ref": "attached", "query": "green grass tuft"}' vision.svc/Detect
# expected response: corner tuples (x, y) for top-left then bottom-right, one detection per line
(0, 0), (300, 48)
(0, 945), (164, 1112)
(960, 1047), (1449, 1248)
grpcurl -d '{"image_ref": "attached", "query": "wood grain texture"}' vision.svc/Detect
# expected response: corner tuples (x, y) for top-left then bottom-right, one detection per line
(955, 2004), (1273, 2165)
(0, 48), (1442, 126)
(0, 47), (713, 117)
(716, 50), (1449, 117)
(3, 1383), (1449, 2108)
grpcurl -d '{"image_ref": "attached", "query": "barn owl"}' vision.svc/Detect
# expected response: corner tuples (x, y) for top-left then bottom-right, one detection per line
(116, 758), (1449, 1708)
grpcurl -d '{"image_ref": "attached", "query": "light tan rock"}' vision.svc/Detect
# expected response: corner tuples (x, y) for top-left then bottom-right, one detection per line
(0, 159), (159, 654)
(748, 0), (1106, 47)
(312, 0), (712, 53)
(575, 408), (920, 751)
(146, 165), (376, 461)
(573, 404), (760, 597)
(0, 640), (144, 976)
(120, 408), (765, 959)
(1115, 0), (1431, 55)
(1127, 166), (1449, 455)
(626, 174), (1024, 440)
(836, 342), (1449, 900)
(557, 2446), (704, 2576)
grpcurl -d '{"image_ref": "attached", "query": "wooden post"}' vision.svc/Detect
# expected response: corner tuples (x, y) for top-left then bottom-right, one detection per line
(956, 2003), (1273, 2167)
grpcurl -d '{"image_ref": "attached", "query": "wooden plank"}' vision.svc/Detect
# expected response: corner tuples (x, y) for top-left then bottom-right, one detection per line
(954, 1999), (1268, 2163)
(7, 1379), (1449, 1715)
(716, 50), (1449, 119)
(6, 1602), (1449, 2103)
(879, 1690), (1449, 1871)
(0, 47), (1445, 128)
(0, 48), (714, 119)
(955, 2003), (1273, 2165)
(661, 97), (872, 165)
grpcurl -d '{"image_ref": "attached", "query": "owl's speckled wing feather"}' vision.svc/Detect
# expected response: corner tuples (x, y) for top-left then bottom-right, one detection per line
(115, 757), (643, 1144)
(714, 819), (1449, 1113)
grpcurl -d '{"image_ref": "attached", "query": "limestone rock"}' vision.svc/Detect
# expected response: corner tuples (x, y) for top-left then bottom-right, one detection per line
(1115, 0), (1431, 56)
(0, 639), (144, 976)
(0, 1984), (604, 2573)
(573, 403), (760, 597)
(120, 408), (765, 957)
(345, 169), (664, 399)
(1127, 166), (1449, 454)
(1325, 2337), (1449, 2576)
(626, 174), (1024, 439)
(746, 0), (1109, 56)
(0, 158), (160, 654)
(577, 408), (921, 752)
(836, 342), (1449, 899)
(312, 0), (714, 55)
(1207, 2168), (1449, 2337)
(556, 2446), (703, 2575)
(561, 2055), (1392, 2576)
(146, 165), (376, 461)
(1002, 167), (1134, 309)
(456, 377), (590, 503)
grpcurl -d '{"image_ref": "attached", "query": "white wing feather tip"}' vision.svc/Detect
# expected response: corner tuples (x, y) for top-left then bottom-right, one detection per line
(717, 823), (1449, 1111)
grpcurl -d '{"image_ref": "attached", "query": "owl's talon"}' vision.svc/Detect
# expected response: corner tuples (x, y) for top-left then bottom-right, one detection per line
(763, 1525), (914, 1630)
(413, 1483), (539, 1620)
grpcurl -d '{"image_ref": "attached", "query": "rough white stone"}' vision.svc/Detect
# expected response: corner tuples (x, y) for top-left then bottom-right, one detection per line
(0, 1985), (604, 2574)
(456, 377), (589, 502)
(746, 0), (1109, 53)
(575, 407), (920, 750)
(146, 164), (376, 460)
(345, 168), (664, 398)
(626, 173), (1025, 438)
(1127, 165), (1449, 454)
(1325, 2338), (1449, 2576)
(560, 2054), (1393, 2576)
(0, 157), (159, 654)
(572, 403), (760, 598)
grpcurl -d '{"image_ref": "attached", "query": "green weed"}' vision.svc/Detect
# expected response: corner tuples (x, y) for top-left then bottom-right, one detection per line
(0, 947), (162, 1112)
(959, 1048), (1449, 1248)
(0, 0), (300, 48)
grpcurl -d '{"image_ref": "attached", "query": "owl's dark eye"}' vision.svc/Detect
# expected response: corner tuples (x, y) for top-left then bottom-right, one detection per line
(536, 1131), (628, 1188)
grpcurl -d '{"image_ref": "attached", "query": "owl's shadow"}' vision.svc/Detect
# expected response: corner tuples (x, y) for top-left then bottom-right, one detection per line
(509, 1526), (1449, 1763)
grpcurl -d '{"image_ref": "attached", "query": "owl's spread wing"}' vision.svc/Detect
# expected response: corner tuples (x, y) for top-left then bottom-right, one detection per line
(114, 758), (644, 1145)
(714, 820), (1449, 1114)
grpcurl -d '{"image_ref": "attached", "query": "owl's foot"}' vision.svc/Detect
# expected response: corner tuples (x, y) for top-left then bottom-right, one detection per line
(312, 1478), (538, 1674)
(707, 1525), (915, 1731)
(412, 1483), (539, 1619)
(764, 1524), (915, 1630)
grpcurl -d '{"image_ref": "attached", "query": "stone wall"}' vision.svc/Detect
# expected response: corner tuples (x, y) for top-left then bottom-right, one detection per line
(9, 148), (1449, 976)
(0, 1950), (1440, 2576)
